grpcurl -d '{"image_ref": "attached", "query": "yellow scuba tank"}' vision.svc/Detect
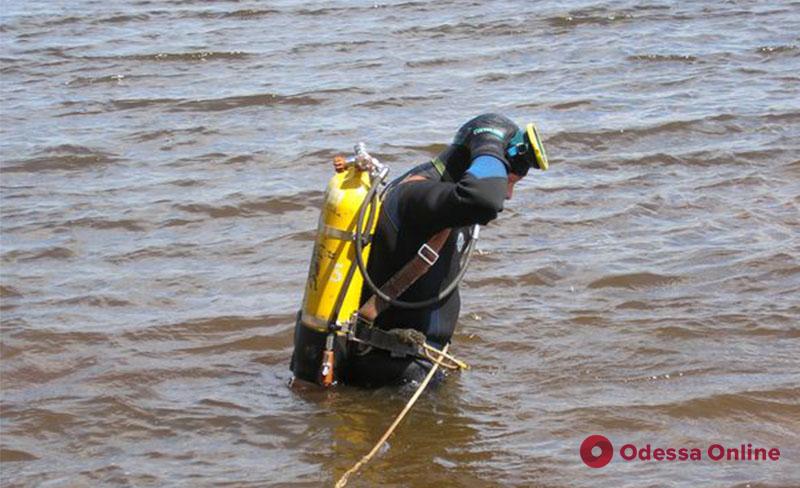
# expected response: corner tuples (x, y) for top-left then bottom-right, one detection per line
(300, 164), (380, 332)
(290, 144), (385, 386)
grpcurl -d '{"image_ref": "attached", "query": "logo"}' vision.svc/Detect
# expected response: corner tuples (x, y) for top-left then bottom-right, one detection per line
(580, 435), (614, 468)
(579, 435), (782, 469)
(472, 127), (505, 140)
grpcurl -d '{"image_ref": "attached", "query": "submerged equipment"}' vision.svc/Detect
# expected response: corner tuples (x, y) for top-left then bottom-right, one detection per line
(292, 143), (473, 387)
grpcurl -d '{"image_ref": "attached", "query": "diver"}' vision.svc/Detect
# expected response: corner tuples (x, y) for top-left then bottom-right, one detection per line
(291, 113), (549, 388)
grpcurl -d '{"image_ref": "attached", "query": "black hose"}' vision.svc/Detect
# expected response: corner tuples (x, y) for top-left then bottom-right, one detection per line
(354, 173), (477, 309)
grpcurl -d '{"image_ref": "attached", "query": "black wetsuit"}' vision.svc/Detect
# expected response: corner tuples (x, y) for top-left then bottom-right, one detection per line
(343, 113), (522, 387)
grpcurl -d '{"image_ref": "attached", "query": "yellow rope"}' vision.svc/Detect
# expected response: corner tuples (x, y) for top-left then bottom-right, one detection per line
(334, 343), (450, 488)
(421, 343), (469, 370)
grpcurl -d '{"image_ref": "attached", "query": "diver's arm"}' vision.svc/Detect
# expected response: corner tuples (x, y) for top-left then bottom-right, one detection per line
(397, 154), (508, 230)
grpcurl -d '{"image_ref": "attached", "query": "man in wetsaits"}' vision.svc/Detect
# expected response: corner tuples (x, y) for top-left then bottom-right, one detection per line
(294, 113), (549, 387)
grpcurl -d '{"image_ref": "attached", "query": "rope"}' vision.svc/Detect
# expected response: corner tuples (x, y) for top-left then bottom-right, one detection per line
(334, 343), (450, 488)
(422, 343), (469, 370)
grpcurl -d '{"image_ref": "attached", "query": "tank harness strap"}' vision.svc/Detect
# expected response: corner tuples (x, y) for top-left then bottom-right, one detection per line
(431, 157), (452, 182)
(347, 318), (468, 370)
(357, 227), (451, 322)
(431, 157), (446, 176)
(351, 320), (424, 358)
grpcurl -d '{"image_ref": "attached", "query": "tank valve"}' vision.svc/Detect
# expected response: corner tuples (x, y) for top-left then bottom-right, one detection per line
(332, 143), (388, 179)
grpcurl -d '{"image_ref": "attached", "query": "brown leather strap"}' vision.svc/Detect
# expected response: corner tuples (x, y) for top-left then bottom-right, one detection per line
(357, 172), (451, 322)
(358, 228), (451, 322)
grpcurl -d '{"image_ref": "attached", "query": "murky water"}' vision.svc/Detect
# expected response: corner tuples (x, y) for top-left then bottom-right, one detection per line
(2, 1), (799, 486)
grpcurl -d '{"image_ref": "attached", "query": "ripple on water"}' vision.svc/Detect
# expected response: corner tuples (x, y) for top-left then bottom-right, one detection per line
(2, 145), (122, 173)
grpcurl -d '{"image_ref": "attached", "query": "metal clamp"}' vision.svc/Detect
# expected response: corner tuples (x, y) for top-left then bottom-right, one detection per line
(417, 243), (439, 266)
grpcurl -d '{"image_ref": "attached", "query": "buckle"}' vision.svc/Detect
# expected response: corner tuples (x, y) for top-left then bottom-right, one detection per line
(417, 243), (439, 266)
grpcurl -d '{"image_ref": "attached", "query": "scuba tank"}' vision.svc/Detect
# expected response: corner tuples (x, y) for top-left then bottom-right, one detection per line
(291, 144), (386, 386)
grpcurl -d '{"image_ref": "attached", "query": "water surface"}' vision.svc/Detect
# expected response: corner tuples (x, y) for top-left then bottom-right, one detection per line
(1, 1), (799, 486)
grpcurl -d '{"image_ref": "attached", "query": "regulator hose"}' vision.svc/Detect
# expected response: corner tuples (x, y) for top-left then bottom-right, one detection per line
(354, 173), (478, 309)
